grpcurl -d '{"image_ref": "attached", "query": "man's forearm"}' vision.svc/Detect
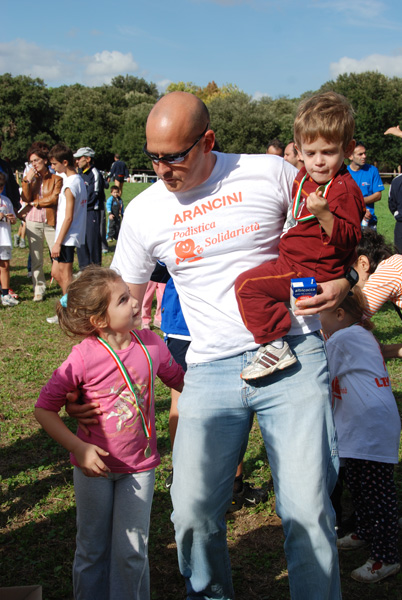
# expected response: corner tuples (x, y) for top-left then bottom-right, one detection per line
(128, 282), (149, 306)
(364, 191), (382, 204)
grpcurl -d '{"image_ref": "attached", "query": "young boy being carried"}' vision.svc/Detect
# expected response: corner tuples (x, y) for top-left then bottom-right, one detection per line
(0, 172), (19, 307)
(235, 91), (365, 380)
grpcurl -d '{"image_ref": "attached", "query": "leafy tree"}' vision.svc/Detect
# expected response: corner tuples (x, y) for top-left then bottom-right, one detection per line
(111, 75), (159, 98)
(112, 101), (157, 171)
(320, 72), (402, 170)
(0, 73), (54, 166)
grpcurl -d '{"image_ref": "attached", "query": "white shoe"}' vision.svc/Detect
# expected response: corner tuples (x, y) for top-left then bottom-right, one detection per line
(337, 532), (368, 550)
(33, 293), (44, 302)
(2, 294), (19, 306)
(46, 315), (59, 324)
(351, 559), (400, 583)
(241, 341), (297, 380)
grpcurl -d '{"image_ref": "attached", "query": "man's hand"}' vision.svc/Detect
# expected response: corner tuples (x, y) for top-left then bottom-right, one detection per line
(294, 279), (350, 315)
(65, 391), (102, 436)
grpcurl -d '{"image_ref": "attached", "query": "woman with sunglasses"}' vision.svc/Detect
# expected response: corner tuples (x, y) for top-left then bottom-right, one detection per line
(21, 141), (63, 301)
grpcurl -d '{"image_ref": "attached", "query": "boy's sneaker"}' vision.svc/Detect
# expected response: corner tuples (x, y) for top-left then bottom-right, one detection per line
(13, 234), (20, 247)
(19, 239), (26, 248)
(2, 294), (19, 306)
(8, 289), (18, 299)
(351, 559), (400, 583)
(241, 341), (297, 380)
(337, 532), (368, 550)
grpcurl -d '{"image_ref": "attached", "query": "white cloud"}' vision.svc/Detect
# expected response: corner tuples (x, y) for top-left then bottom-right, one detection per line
(330, 53), (402, 79)
(0, 39), (66, 81)
(84, 50), (138, 85)
(252, 91), (271, 101)
(157, 79), (173, 94)
(311, 0), (399, 28)
(0, 39), (140, 86)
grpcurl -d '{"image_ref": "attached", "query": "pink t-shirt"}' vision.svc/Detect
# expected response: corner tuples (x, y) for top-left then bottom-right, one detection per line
(35, 329), (184, 473)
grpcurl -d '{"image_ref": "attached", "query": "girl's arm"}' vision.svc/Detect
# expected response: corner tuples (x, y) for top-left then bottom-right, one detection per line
(34, 407), (110, 478)
(51, 187), (75, 258)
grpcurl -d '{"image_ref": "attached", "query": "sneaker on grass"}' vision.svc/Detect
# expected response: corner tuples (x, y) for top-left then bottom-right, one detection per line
(351, 559), (400, 583)
(241, 341), (297, 380)
(1, 294), (19, 307)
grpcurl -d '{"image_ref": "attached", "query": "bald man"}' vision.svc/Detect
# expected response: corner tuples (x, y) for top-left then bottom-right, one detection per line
(109, 92), (345, 599)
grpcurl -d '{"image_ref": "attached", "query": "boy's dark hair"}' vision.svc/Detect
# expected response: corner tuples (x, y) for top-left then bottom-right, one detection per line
(26, 141), (50, 162)
(49, 143), (75, 168)
(356, 229), (395, 273)
(294, 91), (355, 151)
(110, 185), (120, 192)
(0, 172), (6, 187)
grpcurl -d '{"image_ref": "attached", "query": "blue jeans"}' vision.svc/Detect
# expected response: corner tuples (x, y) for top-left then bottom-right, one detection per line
(171, 333), (340, 600)
(73, 468), (155, 600)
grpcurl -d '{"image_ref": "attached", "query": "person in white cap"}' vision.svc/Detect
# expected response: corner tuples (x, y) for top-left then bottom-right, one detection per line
(73, 147), (106, 268)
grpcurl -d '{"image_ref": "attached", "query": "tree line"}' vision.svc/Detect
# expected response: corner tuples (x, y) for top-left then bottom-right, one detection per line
(1, 71), (402, 173)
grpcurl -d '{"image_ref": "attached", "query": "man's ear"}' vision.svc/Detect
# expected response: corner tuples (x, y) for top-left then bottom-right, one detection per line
(203, 130), (216, 154)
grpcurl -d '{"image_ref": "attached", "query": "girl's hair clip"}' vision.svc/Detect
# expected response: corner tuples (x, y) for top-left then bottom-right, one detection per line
(60, 294), (68, 308)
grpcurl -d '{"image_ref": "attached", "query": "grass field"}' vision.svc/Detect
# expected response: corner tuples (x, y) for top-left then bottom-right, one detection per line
(1, 183), (401, 598)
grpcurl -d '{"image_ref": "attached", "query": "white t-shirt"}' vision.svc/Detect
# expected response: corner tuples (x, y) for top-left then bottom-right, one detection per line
(326, 325), (401, 463)
(0, 195), (15, 247)
(55, 174), (87, 247)
(112, 152), (319, 363)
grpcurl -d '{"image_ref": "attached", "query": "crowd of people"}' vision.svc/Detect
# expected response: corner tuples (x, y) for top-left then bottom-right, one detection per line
(1, 92), (402, 599)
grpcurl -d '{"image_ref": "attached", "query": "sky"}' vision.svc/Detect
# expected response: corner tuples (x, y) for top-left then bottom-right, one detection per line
(2, 0), (402, 100)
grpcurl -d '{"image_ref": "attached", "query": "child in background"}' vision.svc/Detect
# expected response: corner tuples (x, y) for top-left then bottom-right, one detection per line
(235, 91), (365, 380)
(320, 288), (401, 583)
(35, 265), (184, 600)
(106, 185), (124, 241)
(0, 172), (19, 306)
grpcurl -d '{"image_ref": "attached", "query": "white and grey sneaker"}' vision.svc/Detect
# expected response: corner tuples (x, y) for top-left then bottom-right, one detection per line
(1, 294), (19, 307)
(241, 341), (297, 380)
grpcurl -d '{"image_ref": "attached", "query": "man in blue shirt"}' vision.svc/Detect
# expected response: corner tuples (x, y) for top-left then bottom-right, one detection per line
(347, 141), (384, 229)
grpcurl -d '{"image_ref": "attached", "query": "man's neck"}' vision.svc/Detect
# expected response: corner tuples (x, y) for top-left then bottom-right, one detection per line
(349, 162), (360, 172)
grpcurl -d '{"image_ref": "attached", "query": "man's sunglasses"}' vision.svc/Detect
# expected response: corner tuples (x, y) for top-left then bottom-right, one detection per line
(143, 123), (209, 165)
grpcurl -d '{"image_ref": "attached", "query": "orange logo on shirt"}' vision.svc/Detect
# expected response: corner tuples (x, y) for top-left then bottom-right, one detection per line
(175, 239), (204, 265)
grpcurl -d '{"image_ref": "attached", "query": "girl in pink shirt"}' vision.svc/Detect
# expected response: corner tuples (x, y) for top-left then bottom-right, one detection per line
(35, 265), (184, 600)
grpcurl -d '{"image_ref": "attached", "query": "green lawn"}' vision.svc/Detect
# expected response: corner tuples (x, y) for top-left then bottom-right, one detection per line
(1, 182), (401, 599)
